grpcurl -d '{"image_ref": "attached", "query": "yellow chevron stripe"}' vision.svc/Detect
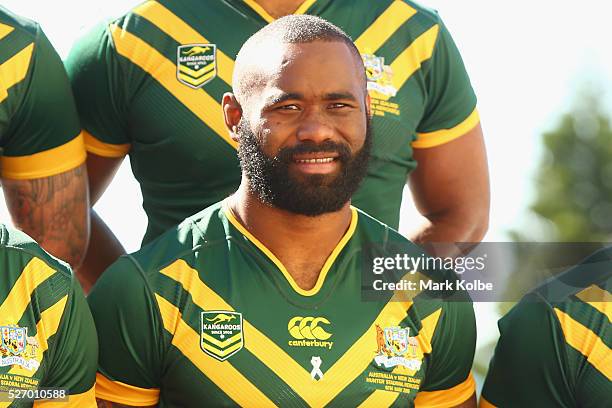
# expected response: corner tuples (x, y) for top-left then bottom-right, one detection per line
(576, 285), (612, 322)
(160, 258), (415, 407)
(555, 308), (612, 380)
(133, 1), (234, 84)
(178, 62), (215, 78)
(202, 332), (242, 348)
(414, 308), (442, 355)
(357, 390), (399, 408)
(202, 341), (243, 358)
(0, 23), (14, 40)
(0, 42), (34, 103)
(354, 1), (417, 54)
(9, 295), (68, 378)
(155, 295), (276, 407)
(415, 372), (475, 407)
(0, 258), (56, 324)
(179, 71), (216, 87)
(390, 25), (439, 93)
(110, 24), (236, 149)
(413, 108), (480, 149)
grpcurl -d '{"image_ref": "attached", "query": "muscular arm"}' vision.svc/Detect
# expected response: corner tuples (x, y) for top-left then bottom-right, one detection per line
(2, 163), (89, 268)
(77, 153), (126, 292)
(408, 124), (489, 255)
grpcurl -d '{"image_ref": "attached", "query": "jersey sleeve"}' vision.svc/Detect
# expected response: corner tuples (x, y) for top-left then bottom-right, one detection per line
(87, 256), (164, 406)
(415, 300), (476, 407)
(480, 299), (574, 408)
(413, 16), (479, 149)
(65, 22), (131, 158)
(37, 277), (97, 407)
(0, 25), (85, 180)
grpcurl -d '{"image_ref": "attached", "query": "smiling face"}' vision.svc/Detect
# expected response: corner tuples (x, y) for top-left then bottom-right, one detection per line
(229, 40), (372, 216)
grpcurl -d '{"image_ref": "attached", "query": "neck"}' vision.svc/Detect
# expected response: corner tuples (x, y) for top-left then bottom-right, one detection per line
(228, 180), (353, 291)
(253, 0), (307, 18)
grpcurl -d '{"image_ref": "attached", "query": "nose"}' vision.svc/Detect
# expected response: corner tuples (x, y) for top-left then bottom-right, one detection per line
(295, 109), (335, 144)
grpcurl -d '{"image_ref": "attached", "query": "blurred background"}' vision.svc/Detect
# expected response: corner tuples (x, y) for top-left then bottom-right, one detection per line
(2, 0), (611, 391)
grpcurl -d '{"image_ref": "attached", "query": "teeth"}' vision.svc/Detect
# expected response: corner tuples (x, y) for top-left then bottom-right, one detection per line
(295, 158), (335, 164)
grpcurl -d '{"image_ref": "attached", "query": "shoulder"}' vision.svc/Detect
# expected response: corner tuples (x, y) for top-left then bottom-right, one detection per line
(397, 0), (442, 23)
(98, 203), (228, 291)
(503, 246), (612, 343)
(0, 224), (73, 281)
(353, 206), (420, 251)
(0, 6), (40, 40)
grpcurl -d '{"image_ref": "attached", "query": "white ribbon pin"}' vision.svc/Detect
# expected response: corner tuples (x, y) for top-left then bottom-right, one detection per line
(310, 356), (324, 380)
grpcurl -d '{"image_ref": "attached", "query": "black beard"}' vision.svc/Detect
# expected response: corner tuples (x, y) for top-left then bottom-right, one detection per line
(237, 118), (372, 216)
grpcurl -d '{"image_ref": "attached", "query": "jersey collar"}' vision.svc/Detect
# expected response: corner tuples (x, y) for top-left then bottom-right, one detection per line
(223, 203), (359, 297)
(227, 0), (322, 23)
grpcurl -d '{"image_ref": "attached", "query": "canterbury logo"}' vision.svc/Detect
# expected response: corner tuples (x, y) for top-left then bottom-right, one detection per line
(182, 46), (210, 56)
(206, 313), (236, 325)
(288, 317), (332, 340)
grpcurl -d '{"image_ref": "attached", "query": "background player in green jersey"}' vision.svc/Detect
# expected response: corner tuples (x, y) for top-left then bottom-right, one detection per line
(89, 15), (477, 407)
(67, 0), (489, 286)
(0, 224), (97, 406)
(480, 247), (612, 408)
(0, 7), (89, 276)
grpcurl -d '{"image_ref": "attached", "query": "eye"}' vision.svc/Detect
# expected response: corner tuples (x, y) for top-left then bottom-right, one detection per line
(276, 104), (300, 111)
(328, 102), (351, 109)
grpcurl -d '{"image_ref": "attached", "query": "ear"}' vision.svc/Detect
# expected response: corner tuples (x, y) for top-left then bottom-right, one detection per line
(365, 93), (372, 118)
(222, 92), (243, 142)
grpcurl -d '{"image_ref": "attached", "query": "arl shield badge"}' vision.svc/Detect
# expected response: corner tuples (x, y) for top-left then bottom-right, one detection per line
(200, 311), (243, 361)
(177, 44), (216, 89)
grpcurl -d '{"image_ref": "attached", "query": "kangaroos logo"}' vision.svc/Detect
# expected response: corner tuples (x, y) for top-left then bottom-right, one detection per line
(177, 44), (216, 89)
(287, 317), (334, 350)
(200, 311), (243, 361)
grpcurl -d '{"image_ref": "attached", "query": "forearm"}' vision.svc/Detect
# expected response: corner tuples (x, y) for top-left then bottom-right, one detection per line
(2, 164), (89, 268)
(76, 210), (126, 293)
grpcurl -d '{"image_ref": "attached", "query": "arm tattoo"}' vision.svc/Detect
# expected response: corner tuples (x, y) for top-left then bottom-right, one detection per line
(2, 164), (90, 267)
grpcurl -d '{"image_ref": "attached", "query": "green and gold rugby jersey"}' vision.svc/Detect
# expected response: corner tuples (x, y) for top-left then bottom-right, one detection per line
(0, 224), (97, 407)
(66, 0), (478, 244)
(0, 7), (85, 180)
(481, 247), (612, 408)
(88, 202), (476, 407)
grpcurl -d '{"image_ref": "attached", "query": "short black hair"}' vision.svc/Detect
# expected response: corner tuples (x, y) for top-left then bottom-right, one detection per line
(233, 15), (364, 101)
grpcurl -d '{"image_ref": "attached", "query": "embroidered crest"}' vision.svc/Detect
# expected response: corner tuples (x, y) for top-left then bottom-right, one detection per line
(177, 44), (217, 88)
(374, 324), (421, 371)
(362, 53), (397, 98)
(200, 311), (243, 361)
(0, 326), (40, 371)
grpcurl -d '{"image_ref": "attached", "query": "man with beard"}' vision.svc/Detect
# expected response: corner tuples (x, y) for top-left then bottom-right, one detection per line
(88, 16), (476, 408)
(69, 0), (489, 286)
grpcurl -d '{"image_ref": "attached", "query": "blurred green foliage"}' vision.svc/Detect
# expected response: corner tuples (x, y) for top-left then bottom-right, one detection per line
(504, 89), (612, 312)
